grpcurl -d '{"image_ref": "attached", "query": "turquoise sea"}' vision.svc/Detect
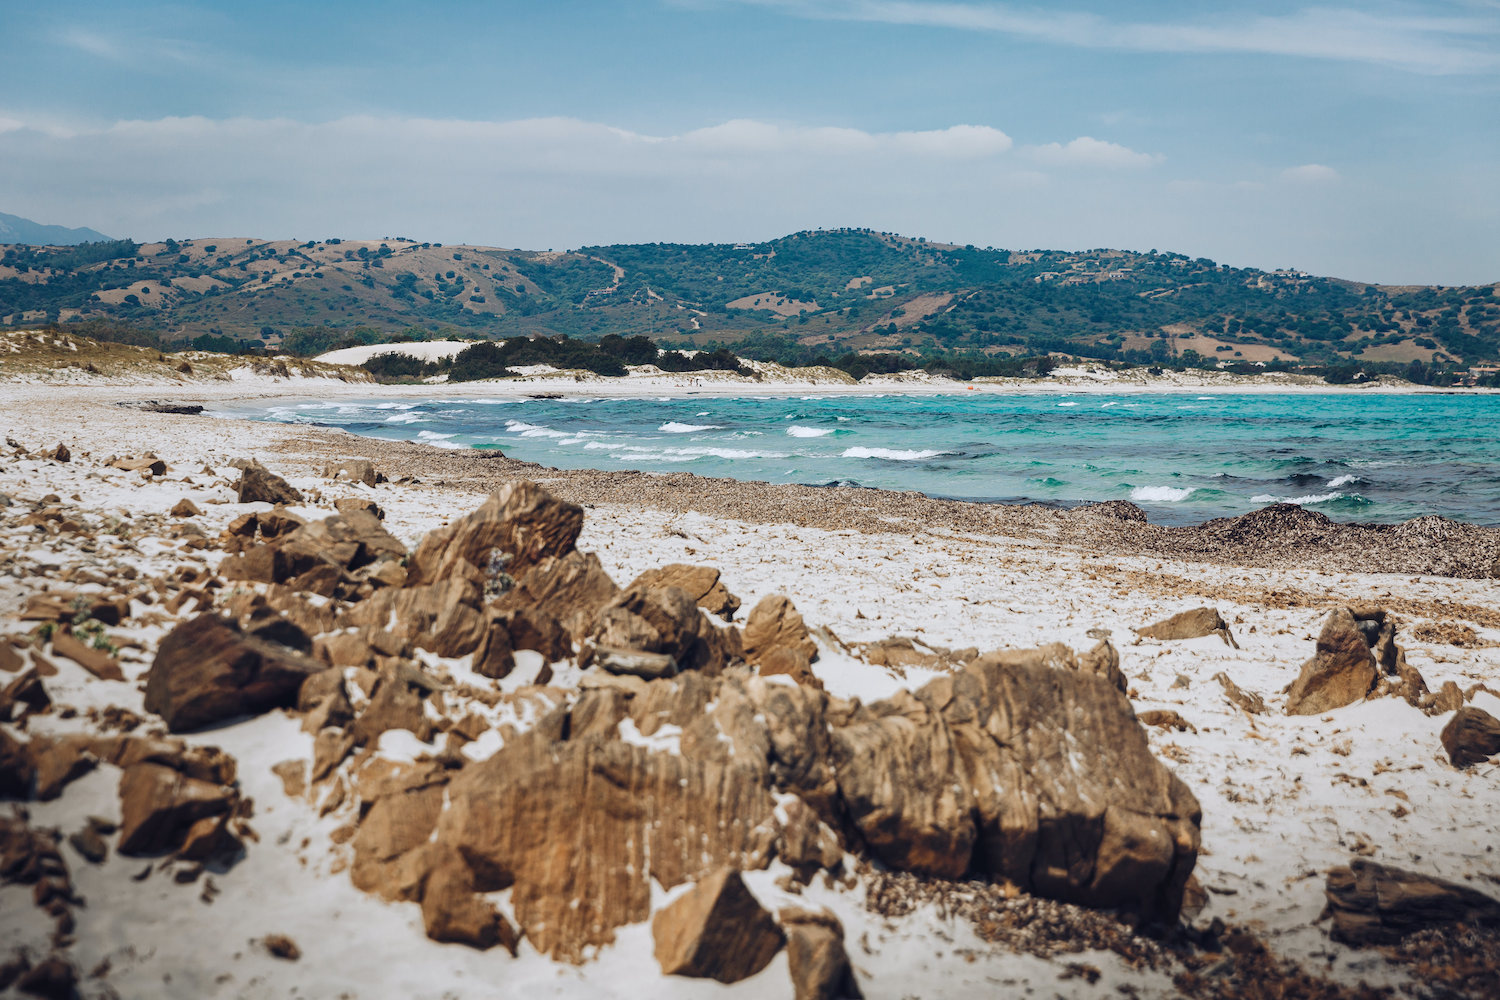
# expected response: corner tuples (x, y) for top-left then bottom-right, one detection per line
(234, 392), (1500, 527)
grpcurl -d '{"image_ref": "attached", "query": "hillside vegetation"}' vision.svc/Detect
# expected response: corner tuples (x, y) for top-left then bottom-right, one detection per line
(3, 229), (1497, 367)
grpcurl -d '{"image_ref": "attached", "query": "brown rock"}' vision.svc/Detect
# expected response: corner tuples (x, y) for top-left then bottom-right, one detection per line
(1135, 607), (1237, 647)
(781, 908), (863, 1000)
(350, 762), (448, 901)
(28, 734), (98, 800)
(1424, 680), (1464, 717)
(272, 760), (307, 798)
(1439, 706), (1500, 768)
(116, 761), (236, 855)
(759, 646), (819, 689)
(652, 869), (784, 983)
(263, 934), (301, 960)
(323, 459), (381, 486)
(405, 480), (583, 586)
(590, 585), (733, 675)
(170, 498), (202, 518)
(67, 825), (108, 864)
(311, 729), (356, 783)
(145, 614), (325, 732)
(0, 640), (24, 674)
(472, 621), (515, 679)
(348, 674), (434, 747)
(0, 730), (35, 798)
(110, 456), (167, 476)
(743, 594), (817, 666)
(503, 549), (620, 640)
(1285, 608), (1378, 715)
(50, 631), (125, 682)
(177, 813), (241, 862)
(237, 460), (304, 505)
(631, 564), (741, 621)
(1138, 709), (1196, 733)
(47, 443), (70, 463)
(13, 955), (77, 999)
(421, 846), (519, 952)
(1213, 672), (1266, 714)
(334, 496), (384, 520)
(1324, 858), (1500, 946)
(2, 668), (51, 721)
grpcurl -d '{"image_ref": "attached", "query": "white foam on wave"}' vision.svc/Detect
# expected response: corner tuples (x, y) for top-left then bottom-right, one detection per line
(659, 422), (722, 433)
(599, 445), (788, 461)
(842, 446), (949, 461)
(503, 419), (590, 440)
(1326, 474), (1366, 488)
(383, 412), (425, 424)
(416, 431), (463, 449)
(1057, 402), (1078, 407)
(787, 426), (835, 438)
(1130, 486), (1196, 503)
(1251, 491), (1342, 505)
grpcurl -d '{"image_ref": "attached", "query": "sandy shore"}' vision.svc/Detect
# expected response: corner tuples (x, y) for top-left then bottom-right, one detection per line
(3, 378), (1499, 998)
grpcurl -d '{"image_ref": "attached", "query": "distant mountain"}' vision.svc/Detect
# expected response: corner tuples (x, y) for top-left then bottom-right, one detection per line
(0, 212), (113, 246)
(1, 229), (1496, 365)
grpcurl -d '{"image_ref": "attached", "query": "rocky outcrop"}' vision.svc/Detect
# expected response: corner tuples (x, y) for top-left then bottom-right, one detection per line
(1135, 607), (1237, 648)
(144, 613), (326, 732)
(652, 869), (784, 983)
(630, 564), (741, 621)
(322, 459), (382, 486)
(237, 460), (304, 505)
(405, 480), (583, 586)
(1324, 858), (1500, 946)
(781, 908), (863, 1000)
(1440, 706), (1500, 767)
(1286, 608), (1380, 715)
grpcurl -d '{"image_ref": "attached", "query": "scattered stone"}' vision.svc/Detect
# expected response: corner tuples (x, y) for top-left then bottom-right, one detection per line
(262, 934), (301, 961)
(271, 760), (307, 799)
(116, 761), (236, 856)
(109, 456), (167, 477)
(652, 869), (785, 983)
(45, 444), (70, 464)
(322, 459), (381, 487)
(1440, 707), (1500, 768)
(781, 908), (863, 1000)
(170, 498), (202, 518)
(630, 564), (741, 621)
(743, 594), (817, 668)
(420, 846), (518, 952)
(66, 824), (108, 864)
(13, 954), (77, 999)
(1324, 858), (1500, 946)
(144, 614), (325, 732)
(1410, 621), (1486, 647)
(50, 631), (124, 682)
(333, 497), (384, 520)
(1213, 672), (1267, 714)
(1135, 607), (1238, 647)
(1424, 681), (1464, 717)
(1286, 608), (1378, 715)
(236, 460), (304, 505)
(1138, 709), (1196, 733)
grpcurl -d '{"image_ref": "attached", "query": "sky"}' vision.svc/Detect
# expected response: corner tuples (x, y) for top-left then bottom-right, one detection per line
(0, 0), (1496, 284)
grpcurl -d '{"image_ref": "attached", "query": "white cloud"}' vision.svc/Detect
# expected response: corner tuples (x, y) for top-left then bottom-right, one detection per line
(1280, 163), (1341, 183)
(1028, 136), (1162, 169)
(730, 1), (1500, 74)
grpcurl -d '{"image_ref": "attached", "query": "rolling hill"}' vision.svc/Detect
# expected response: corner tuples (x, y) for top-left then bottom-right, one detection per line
(0, 212), (113, 246)
(2, 229), (1497, 366)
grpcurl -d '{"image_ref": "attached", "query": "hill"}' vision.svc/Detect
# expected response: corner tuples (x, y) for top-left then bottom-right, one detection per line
(2, 229), (1497, 366)
(0, 211), (113, 246)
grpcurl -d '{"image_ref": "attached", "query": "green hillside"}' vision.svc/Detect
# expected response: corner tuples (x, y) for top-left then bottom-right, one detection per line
(3, 229), (1497, 366)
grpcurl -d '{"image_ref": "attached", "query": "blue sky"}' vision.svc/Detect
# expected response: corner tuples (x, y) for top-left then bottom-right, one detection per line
(1, 0), (1496, 283)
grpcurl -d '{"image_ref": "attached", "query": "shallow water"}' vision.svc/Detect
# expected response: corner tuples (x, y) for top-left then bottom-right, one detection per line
(232, 391), (1500, 526)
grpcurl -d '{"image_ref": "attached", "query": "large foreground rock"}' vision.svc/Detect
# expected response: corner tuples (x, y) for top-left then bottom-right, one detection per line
(415, 642), (1198, 961)
(117, 761), (237, 856)
(652, 868), (784, 983)
(1324, 858), (1500, 946)
(1440, 706), (1500, 767)
(144, 614), (325, 731)
(782, 908), (863, 1000)
(405, 480), (583, 586)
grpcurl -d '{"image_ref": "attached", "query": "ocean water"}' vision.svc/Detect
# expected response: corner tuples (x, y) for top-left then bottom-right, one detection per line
(233, 392), (1500, 527)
